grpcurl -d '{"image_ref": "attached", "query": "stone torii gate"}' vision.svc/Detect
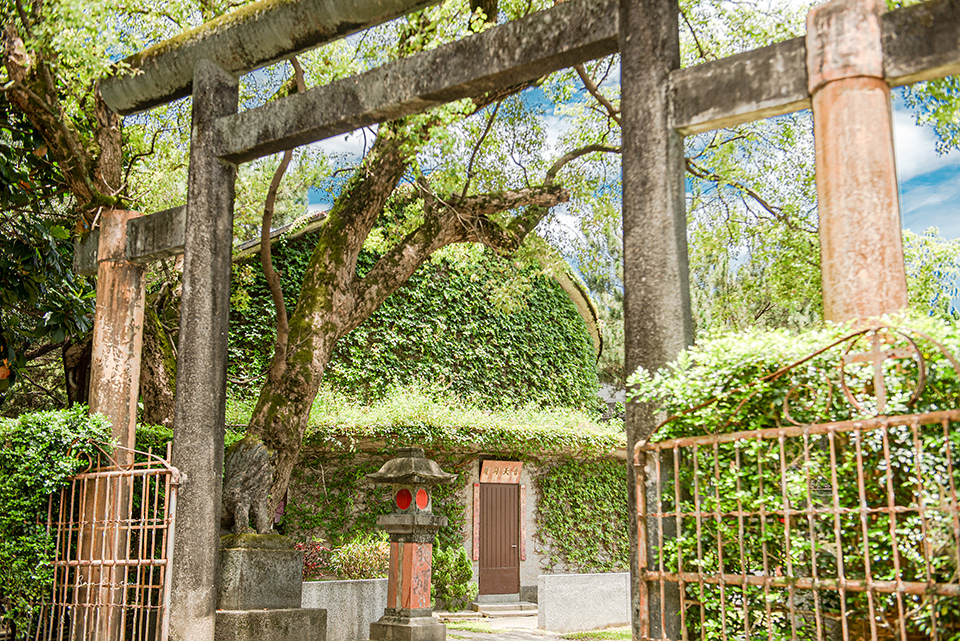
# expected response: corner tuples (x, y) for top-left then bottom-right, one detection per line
(85, 0), (960, 639)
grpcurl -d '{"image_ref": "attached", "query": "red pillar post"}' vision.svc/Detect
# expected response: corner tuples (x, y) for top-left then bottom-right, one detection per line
(79, 208), (146, 641)
(808, 0), (909, 322)
(89, 208), (146, 457)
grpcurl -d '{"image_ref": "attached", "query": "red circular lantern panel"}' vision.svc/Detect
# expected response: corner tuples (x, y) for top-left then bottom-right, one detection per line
(416, 488), (429, 510)
(395, 488), (412, 510)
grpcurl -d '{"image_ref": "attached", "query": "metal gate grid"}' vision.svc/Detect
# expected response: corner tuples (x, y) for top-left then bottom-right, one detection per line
(635, 326), (960, 641)
(29, 445), (180, 641)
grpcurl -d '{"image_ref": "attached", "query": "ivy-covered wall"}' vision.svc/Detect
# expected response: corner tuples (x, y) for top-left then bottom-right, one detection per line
(285, 447), (474, 552)
(229, 234), (601, 413)
(285, 440), (630, 579)
(532, 459), (629, 574)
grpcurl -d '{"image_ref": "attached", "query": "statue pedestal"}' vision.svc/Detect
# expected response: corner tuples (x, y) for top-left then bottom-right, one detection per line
(218, 533), (304, 610)
(216, 534), (326, 641)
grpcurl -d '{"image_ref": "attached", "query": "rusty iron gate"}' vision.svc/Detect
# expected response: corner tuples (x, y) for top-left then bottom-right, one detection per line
(635, 325), (960, 641)
(26, 445), (180, 641)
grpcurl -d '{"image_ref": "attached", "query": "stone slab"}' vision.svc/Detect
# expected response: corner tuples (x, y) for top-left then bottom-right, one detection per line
(474, 593), (520, 604)
(302, 579), (388, 641)
(214, 0), (619, 163)
(369, 615), (446, 641)
(219, 542), (303, 610)
(537, 573), (630, 633)
(519, 585), (538, 604)
(215, 608), (326, 641)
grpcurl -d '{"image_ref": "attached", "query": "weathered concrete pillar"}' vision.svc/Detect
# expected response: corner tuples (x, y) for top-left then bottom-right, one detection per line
(168, 60), (239, 641)
(808, 0), (908, 322)
(89, 208), (146, 458)
(620, 0), (692, 637)
(82, 208), (146, 641)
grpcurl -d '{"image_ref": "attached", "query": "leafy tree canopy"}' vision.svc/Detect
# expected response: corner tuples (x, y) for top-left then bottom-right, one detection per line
(0, 98), (93, 405)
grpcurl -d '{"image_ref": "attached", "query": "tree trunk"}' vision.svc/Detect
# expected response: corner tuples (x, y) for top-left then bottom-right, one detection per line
(139, 305), (177, 428)
(243, 119), (579, 514)
(247, 127), (410, 512)
(63, 335), (92, 406)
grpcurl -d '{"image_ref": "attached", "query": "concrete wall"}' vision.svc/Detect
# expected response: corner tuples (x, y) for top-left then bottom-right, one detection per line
(537, 573), (630, 632)
(301, 578), (388, 641)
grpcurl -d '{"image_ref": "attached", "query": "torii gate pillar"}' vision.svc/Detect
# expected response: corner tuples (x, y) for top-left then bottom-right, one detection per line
(808, 0), (909, 322)
(168, 60), (239, 641)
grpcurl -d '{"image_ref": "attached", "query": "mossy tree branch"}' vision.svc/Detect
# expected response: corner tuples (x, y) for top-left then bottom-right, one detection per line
(2, 23), (121, 224)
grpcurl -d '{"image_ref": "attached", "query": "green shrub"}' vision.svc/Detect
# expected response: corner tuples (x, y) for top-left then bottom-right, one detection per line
(329, 532), (390, 579)
(135, 423), (173, 455)
(626, 314), (960, 439)
(431, 546), (477, 611)
(0, 407), (110, 633)
(625, 316), (960, 640)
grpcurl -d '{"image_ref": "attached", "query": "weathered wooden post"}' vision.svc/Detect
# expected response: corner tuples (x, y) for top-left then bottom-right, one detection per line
(89, 208), (146, 460)
(620, 0), (692, 637)
(168, 59), (239, 641)
(807, 0), (909, 322)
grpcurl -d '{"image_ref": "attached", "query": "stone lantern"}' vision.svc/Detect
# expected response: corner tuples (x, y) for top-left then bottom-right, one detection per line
(367, 447), (456, 641)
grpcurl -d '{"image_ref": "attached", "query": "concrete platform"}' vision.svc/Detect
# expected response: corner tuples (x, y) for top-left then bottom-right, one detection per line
(215, 607), (326, 641)
(471, 602), (537, 619)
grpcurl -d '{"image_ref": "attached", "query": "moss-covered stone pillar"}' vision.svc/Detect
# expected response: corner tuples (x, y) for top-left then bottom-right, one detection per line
(621, 0), (690, 637)
(168, 60), (239, 641)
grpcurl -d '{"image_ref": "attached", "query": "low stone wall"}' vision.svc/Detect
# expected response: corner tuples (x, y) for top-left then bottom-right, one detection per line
(537, 573), (630, 632)
(301, 578), (388, 641)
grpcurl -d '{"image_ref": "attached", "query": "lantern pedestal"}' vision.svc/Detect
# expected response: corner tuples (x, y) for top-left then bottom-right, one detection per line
(370, 514), (447, 641)
(369, 614), (446, 641)
(215, 534), (326, 641)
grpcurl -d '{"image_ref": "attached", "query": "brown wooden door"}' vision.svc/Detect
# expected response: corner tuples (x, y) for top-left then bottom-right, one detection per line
(478, 483), (520, 595)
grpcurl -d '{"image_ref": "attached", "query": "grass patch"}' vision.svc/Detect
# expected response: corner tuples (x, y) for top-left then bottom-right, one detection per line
(227, 383), (624, 457)
(560, 627), (631, 640)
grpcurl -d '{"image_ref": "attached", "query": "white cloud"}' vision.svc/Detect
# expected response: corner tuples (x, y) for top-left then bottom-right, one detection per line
(893, 108), (960, 182)
(312, 127), (378, 161)
(542, 114), (572, 156)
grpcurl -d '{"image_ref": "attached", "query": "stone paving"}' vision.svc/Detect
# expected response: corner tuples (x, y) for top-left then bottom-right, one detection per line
(444, 616), (562, 641)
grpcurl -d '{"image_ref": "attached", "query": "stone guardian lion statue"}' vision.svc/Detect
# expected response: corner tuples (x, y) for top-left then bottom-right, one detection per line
(221, 435), (275, 535)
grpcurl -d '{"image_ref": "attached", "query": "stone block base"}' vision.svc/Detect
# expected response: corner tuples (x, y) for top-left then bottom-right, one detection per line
(215, 608), (326, 641)
(369, 615), (445, 641)
(218, 533), (302, 610)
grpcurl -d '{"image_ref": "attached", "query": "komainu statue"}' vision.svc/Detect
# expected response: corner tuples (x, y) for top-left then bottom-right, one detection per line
(221, 435), (275, 535)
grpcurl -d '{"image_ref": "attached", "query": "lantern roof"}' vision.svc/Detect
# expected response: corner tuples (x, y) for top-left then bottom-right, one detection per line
(367, 447), (457, 485)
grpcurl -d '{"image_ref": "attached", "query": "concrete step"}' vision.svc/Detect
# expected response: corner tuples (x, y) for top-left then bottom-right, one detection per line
(471, 601), (537, 613)
(434, 611), (488, 621)
(483, 609), (538, 619)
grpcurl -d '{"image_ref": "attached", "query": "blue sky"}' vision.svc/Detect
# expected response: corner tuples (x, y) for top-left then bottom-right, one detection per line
(893, 97), (960, 240)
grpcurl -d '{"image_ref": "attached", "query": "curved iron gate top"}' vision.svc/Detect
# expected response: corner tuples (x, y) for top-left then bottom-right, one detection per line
(635, 324), (960, 641)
